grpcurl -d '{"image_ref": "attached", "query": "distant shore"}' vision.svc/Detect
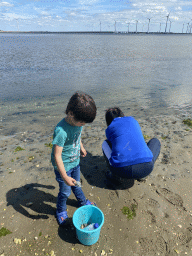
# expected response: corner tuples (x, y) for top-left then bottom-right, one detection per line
(0, 30), (191, 35)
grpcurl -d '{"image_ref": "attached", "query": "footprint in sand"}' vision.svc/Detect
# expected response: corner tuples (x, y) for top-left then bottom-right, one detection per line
(141, 210), (156, 224)
(177, 231), (192, 245)
(108, 190), (119, 202)
(156, 188), (184, 208)
(155, 236), (168, 255)
(139, 236), (168, 255)
(145, 198), (161, 208)
(139, 237), (155, 254)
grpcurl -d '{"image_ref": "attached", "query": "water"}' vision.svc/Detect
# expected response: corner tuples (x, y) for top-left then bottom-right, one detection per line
(0, 33), (192, 135)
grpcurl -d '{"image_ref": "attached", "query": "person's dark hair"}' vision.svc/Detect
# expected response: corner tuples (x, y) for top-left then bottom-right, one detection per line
(66, 91), (97, 123)
(105, 107), (124, 126)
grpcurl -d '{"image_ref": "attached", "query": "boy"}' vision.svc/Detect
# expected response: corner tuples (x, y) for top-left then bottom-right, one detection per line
(102, 107), (161, 184)
(51, 92), (97, 225)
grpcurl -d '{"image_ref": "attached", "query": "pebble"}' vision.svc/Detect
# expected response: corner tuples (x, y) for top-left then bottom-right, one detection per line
(26, 202), (33, 206)
(14, 238), (22, 244)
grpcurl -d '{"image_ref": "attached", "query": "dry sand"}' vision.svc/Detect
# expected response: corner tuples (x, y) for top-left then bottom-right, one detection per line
(0, 107), (192, 256)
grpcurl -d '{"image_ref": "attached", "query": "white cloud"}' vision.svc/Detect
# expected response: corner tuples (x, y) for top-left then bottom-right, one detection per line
(41, 11), (49, 16)
(4, 13), (34, 21)
(0, 2), (14, 7)
(175, 6), (182, 11)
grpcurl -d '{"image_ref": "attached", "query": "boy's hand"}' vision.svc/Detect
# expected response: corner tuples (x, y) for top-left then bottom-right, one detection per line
(80, 146), (87, 157)
(64, 176), (76, 186)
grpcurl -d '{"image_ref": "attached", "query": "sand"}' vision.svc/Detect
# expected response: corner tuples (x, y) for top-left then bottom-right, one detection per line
(0, 105), (192, 256)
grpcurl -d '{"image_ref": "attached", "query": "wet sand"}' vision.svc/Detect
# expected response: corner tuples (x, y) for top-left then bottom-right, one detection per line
(0, 103), (192, 256)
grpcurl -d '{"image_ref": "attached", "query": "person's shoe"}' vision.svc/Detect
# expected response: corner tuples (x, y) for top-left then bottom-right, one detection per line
(55, 210), (68, 226)
(136, 177), (147, 183)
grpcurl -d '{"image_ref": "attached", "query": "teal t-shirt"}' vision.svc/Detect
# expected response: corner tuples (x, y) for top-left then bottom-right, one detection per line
(51, 118), (83, 172)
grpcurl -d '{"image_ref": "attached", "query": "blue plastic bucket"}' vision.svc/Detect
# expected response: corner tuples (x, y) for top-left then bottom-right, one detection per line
(72, 205), (104, 246)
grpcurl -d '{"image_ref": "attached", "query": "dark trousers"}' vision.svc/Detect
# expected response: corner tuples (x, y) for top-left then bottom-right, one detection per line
(102, 138), (161, 179)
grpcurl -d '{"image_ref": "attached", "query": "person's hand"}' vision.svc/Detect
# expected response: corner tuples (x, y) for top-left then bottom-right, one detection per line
(80, 146), (87, 157)
(64, 176), (76, 186)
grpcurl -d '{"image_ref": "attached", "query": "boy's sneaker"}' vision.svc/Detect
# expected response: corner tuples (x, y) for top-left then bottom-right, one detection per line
(56, 210), (68, 226)
(85, 199), (97, 206)
(78, 199), (97, 207)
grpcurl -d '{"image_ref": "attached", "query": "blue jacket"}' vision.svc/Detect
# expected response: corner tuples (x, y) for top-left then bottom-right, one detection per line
(106, 116), (153, 167)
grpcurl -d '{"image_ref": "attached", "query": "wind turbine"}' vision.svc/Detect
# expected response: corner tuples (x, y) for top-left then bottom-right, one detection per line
(100, 21), (101, 32)
(114, 21), (116, 33)
(135, 20), (138, 33)
(147, 18), (152, 33)
(165, 13), (170, 33)
(169, 20), (172, 33)
(182, 23), (184, 33)
(186, 22), (190, 33)
(126, 22), (130, 33)
(15, 18), (19, 31)
(159, 23), (161, 33)
(142, 24), (145, 32)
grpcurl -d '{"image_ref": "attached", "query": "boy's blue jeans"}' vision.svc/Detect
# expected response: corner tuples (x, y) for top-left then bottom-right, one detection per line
(54, 164), (87, 213)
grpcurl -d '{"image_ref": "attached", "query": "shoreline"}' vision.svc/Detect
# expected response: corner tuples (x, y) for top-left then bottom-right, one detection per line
(1, 31), (192, 35)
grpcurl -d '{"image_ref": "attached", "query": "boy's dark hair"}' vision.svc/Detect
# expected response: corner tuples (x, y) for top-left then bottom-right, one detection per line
(66, 91), (97, 123)
(105, 107), (124, 126)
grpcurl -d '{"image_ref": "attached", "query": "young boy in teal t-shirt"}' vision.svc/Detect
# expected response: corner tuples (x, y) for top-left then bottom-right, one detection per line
(51, 92), (97, 225)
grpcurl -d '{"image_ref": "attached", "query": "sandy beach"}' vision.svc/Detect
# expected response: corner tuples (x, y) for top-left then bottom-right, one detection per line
(0, 105), (192, 256)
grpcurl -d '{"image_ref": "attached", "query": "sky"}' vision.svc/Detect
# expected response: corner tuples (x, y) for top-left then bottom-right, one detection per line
(0, 0), (192, 33)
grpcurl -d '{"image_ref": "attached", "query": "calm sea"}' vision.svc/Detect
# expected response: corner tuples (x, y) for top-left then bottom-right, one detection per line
(0, 33), (192, 135)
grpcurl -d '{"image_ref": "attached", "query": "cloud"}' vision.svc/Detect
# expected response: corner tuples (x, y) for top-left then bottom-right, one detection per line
(4, 13), (34, 21)
(175, 6), (182, 11)
(0, 1), (14, 7)
(41, 11), (49, 16)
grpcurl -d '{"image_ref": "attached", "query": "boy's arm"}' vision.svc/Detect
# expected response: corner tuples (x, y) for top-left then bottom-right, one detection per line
(54, 145), (76, 186)
(80, 140), (87, 157)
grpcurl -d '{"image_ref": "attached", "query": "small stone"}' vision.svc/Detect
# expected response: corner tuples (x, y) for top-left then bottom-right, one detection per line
(34, 237), (38, 240)
(50, 251), (55, 256)
(26, 202), (33, 206)
(14, 238), (22, 244)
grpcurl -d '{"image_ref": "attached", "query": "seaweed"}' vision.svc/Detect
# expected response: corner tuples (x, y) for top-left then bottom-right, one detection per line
(143, 134), (151, 140)
(121, 204), (138, 220)
(14, 146), (25, 152)
(0, 227), (12, 237)
(45, 143), (53, 149)
(28, 156), (35, 162)
(183, 119), (192, 128)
